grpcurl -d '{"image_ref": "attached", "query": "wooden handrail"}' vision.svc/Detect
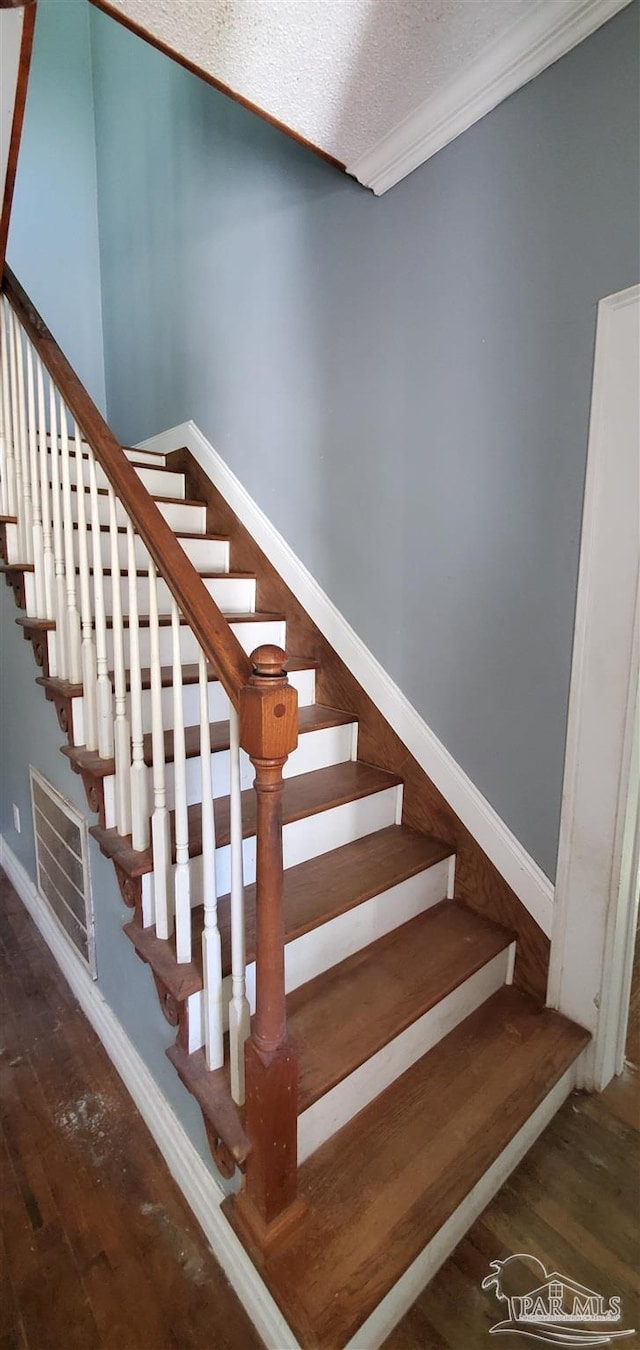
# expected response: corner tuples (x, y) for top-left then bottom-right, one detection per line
(3, 265), (302, 1245)
(0, 3), (37, 274)
(2, 267), (252, 704)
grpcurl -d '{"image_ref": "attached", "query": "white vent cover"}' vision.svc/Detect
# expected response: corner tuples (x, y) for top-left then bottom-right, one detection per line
(30, 767), (96, 977)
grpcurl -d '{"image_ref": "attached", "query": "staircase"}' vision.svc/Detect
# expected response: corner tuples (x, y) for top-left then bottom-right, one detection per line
(0, 268), (589, 1349)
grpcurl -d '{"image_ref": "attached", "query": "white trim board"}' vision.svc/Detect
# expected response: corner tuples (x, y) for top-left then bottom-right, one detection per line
(348, 0), (632, 194)
(139, 420), (555, 937)
(0, 836), (300, 1350)
(548, 285), (640, 1091)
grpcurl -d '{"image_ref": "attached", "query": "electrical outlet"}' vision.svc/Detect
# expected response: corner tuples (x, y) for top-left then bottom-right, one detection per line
(12, 803), (21, 833)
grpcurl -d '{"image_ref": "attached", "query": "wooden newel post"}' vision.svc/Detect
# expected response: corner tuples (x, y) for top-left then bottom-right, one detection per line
(233, 644), (303, 1248)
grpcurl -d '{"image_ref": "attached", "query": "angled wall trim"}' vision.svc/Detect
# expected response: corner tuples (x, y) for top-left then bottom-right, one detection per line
(138, 421), (555, 938)
(349, 0), (633, 194)
(0, 836), (300, 1350)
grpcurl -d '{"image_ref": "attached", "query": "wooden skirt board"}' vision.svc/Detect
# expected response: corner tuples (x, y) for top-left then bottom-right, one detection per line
(165, 444), (551, 1003)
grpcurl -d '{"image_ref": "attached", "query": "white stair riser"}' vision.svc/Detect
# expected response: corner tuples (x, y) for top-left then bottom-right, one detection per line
(160, 720), (355, 811)
(2, 521), (20, 563)
(23, 572), (36, 614)
(141, 783), (401, 923)
(298, 943), (515, 1163)
(66, 489), (207, 534)
(132, 664), (315, 736)
(105, 617), (286, 670)
(47, 451), (185, 499)
(75, 529), (230, 575)
(46, 437), (168, 468)
(101, 721), (357, 825)
(99, 572), (256, 618)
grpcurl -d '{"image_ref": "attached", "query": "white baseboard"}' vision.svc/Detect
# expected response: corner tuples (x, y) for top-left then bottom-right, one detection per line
(140, 420), (554, 937)
(0, 836), (300, 1350)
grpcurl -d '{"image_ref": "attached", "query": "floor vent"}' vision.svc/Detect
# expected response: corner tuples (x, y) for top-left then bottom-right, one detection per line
(30, 768), (96, 977)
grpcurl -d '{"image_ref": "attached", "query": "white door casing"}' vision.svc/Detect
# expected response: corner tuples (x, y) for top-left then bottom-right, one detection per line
(548, 284), (640, 1091)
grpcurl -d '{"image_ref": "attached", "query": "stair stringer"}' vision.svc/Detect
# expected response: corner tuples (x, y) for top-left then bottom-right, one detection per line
(150, 428), (551, 1002)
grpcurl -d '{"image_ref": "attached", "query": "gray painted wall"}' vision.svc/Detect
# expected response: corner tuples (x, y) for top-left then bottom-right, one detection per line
(89, 3), (639, 880)
(7, 0), (106, 410)
(0, 582), (219, 1175)
(1, 0), (637, 1193)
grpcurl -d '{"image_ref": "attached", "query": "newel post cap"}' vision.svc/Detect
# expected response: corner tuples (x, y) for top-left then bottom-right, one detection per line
(238, 647), (298, 760)
(249, 645), (287, 683)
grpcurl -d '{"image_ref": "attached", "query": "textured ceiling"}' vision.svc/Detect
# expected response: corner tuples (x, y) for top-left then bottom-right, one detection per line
(95, 0), (534, 163)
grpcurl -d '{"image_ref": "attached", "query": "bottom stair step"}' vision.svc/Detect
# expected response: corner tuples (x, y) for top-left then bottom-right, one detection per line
(223, 986), (589, 1350)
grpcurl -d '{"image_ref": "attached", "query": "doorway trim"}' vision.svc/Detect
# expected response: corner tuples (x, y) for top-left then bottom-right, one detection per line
(548, 283), (640, 1091)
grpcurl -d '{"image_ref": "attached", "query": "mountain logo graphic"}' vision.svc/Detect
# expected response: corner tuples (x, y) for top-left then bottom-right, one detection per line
(481, 1254), (635, 1345)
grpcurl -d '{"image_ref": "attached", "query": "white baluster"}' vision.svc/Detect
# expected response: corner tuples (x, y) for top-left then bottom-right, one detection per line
(35, 357), (55, 621)
(149, 557), (172, 938)
(74, 421), (97, 751)
(11, 313), (33, 564)
(228, 700), (250, 1103)
(108, 483), (131, 835)
(88, 447), (113, 758)
(8, 308), (25, 558)
(25, 343), (45, 616)
(59, 401), (82, 683)
(199, 646), (223, 1071)
(1, 303), (17, 518)
(0, 300), (16, 519)
(172, 599), (191, 963)
(127, 520), (149, 853)
(0, 301), (8, 517)
(48, 376), (67, 678)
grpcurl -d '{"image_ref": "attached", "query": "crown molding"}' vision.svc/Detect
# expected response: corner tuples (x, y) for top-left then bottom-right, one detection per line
(348, 0), (633, 195)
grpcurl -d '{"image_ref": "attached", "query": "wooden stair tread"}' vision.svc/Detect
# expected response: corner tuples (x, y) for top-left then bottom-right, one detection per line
(290, 900), (514, 1112)
(90, 761), (402, 877)
(15, 615), (56, 631)
(225, 987), (589, 1349)
(166, 1043), (251, 1169)
(123, 826), (454, 998)
(73, 523), (230, 542)
(0, 561), (34, 573)
(65, 483), (205, 506)
(123, 918), (202, 1001)
(123, 654), (317, 691)
(142, 703), (354, 765)
(37, 672), (83, 696)
(53, 450), (166, 471)
(41, 651), (315, 702)
(92, 568), (253, 580)
(218, 825), (452, 975)
(60, 741), (115, 778)
(104, 610), (283, 629)
(61, 703), (351, 778)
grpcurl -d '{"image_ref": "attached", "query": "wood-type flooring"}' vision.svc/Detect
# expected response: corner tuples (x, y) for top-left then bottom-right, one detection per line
(1, 869), (637, 1350)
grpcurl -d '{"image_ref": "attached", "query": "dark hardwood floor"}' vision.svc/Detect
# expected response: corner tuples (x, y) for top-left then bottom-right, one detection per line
(0, 871), (262, 1350)
(1, 868), (638, 1350)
